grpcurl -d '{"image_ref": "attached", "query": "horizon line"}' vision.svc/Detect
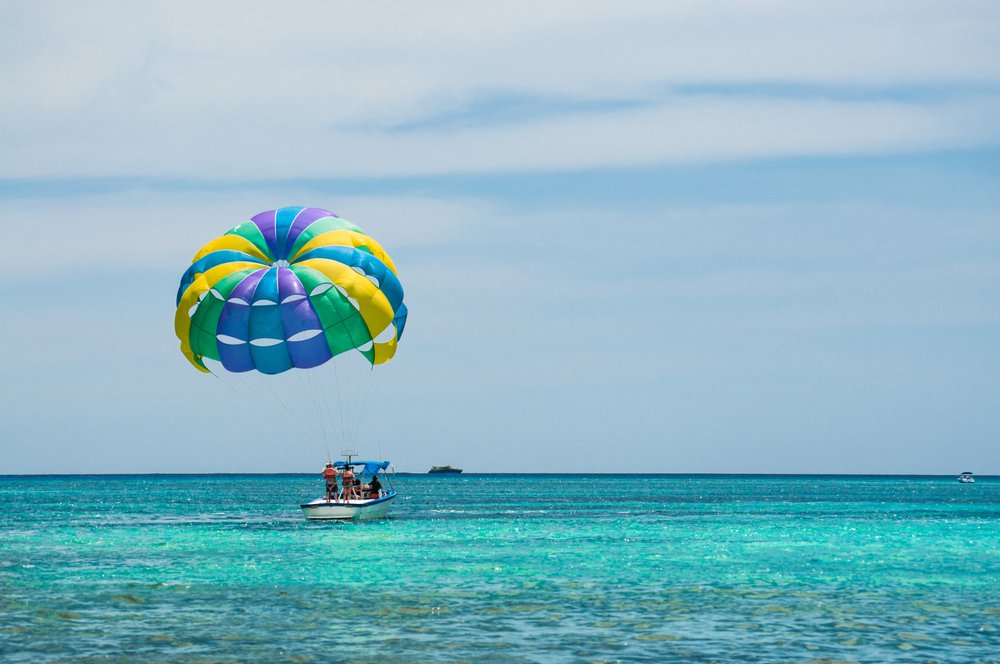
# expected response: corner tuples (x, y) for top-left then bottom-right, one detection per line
(0, 471), (992, 478)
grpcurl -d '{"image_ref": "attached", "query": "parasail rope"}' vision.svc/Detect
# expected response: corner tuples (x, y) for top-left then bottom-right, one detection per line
(258, 373), (316, 454)
(308, 367), (334, 452)
(331, 355), (348, 449)
(350, 363), (384, 448)
(307, 369), (330, 453)
(323, 367), (342, 451)
(204, 349), (389, 465)
(296, 369), (330, 461)
(315, 367), (341, 454)
(304, 366), (336, 454)
(209, 367), (327, 461)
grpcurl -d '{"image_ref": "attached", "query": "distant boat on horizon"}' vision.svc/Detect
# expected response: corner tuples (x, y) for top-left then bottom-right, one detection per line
(958, 471), (975, 484)
(429, 465), (463, 475)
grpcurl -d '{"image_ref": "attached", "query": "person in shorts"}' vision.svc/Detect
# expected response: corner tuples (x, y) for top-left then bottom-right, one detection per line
(342, 465), (356, 502)
(322, 462), (338, 502)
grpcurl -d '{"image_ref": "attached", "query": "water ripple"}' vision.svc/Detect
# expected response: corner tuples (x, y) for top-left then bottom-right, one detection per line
(1, 474), (998, 661)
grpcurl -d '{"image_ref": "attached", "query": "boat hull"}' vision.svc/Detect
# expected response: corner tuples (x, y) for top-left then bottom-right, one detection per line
(300, 491), (397, 520)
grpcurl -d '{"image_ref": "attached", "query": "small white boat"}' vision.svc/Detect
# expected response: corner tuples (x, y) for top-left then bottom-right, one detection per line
(301, 457), (397, 520)
(958, 472), (975, 484)
(300, 492), (397, 520)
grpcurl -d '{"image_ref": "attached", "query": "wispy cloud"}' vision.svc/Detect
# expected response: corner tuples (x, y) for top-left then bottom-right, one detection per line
(2, 2), (998, 473)
(0, 188), (484, 285)
(1, 1), (998, 179)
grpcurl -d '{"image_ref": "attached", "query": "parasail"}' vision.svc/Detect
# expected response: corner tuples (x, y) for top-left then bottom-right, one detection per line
(174, 207), (407, 376)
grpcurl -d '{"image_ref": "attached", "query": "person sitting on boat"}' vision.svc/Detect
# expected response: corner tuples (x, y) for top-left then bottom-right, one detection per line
(342, 465), (357, 502)
(368, 473), (382, 499)
(322, 462), (338, 502)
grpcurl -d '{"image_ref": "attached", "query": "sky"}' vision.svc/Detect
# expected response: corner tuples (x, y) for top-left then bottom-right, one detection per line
(1, 1), (998, 474)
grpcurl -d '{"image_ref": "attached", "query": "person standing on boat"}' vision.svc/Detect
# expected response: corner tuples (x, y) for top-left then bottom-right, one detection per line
(322, 462), (338, 502)
(342, 464), (357, 502)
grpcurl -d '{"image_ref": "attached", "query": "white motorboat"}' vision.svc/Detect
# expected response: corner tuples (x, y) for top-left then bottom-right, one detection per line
(300, 492), (397, 520)
(958, 472), (975, 484)
(301, 457), (397, 520)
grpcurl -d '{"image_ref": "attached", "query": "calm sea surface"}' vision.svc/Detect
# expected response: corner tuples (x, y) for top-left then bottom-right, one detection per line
(1, 474), (998, 663)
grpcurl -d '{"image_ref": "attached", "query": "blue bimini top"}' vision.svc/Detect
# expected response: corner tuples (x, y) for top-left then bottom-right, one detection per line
(334, 460), (389, 475)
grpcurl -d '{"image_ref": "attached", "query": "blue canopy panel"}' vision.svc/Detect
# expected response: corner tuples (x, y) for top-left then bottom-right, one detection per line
(176, 249), (269, 305)
(334, 460), (390, 475)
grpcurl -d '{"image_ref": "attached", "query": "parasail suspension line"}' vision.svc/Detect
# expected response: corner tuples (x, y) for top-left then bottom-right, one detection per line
(295, 368), (330, 461)
(331, 355), (348, 448)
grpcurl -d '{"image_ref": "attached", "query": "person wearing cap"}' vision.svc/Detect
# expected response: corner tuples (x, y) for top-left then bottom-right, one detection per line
(322, 462), (338, 502)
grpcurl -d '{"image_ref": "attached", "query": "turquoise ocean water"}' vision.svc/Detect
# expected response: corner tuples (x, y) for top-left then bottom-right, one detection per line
(1, 474), (998, 662)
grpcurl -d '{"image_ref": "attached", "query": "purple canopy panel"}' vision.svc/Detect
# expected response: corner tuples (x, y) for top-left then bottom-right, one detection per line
(277, 268), (331, 368)
(250, 209), (279, 261)
(216, 269), (266, 372)
(284, 207), (336, 260)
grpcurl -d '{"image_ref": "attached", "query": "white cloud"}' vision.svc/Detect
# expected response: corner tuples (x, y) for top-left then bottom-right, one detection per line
(1, 2), (999, 473)
(6, 93), (999, 178)
(0, 188), (484, 283)
(0, 185), (997, 473)
(1, 1), (999, 178)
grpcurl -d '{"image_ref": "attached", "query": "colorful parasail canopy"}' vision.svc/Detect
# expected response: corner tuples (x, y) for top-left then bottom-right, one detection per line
(175, 207), (407, 375)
